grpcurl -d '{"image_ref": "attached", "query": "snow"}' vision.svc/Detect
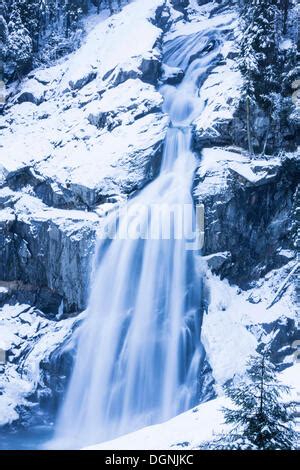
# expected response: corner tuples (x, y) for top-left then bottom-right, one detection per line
(202, 274), (257, 388)
(31, 64), (66, 86)
(228, 159), (280, 185)
(85, 78), (163, 128)
(199, 259), (297, 389)
(84, 397), (229, 450)
(0, 207), (15, 224)
(195, 147), (281, 198)
(84, 362), (299, 451)
(279, 39), (293, 51)
(280, 364), (300, 402)
(0, 0), (297, 446)
(204, 261), (297, 385)
(13, 193), (100, 225)
(195, 61), (243, 134)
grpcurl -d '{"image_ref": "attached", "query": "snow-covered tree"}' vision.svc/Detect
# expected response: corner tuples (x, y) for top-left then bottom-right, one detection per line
(64, 0), (88, 37)
(239, 0), (281, 107)
(15, 0), (43, 51)
(238, 0), (298, 153)
(6, 1), (33, 78)
(203, 351), (298, 450)
(0, 3), (8, 78)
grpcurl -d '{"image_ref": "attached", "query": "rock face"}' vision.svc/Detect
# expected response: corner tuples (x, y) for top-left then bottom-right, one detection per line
(193, 59), (243, 148)
(194, 148), (299, 286)
(0, 196), (99, 313)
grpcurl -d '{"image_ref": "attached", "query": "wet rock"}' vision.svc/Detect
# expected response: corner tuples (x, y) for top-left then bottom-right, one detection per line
(17, 239), (31, 265)
(139, 55), (162, 85)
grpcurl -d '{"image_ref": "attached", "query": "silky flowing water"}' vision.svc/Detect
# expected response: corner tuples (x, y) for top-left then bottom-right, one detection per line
(53, 30), (221, 449)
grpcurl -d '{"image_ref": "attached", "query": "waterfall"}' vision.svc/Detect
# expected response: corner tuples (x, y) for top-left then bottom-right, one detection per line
(52, 31), (220, 449)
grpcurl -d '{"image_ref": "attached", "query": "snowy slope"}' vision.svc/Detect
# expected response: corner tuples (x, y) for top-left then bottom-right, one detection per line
(86, 363), (300, 450)
(0, 0), (169, 205)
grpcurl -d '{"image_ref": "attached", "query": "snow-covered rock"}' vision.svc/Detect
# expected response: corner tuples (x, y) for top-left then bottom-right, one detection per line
(193, 59), (243, 148)
(16, 79), (47, 106)
(0, 0), (170, 216)
(85, 79), (163, 129)
(57, 0), (166, 94)
(0, 303), (77, 426)
(194, 147), (298, 285)
(0, 193), (99, 313)
(160, 64), (184, 85)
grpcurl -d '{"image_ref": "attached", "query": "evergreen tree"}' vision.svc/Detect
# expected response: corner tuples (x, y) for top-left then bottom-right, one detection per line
(280, 0), (290, 33)
(6, 1), (33, 78)
(239, 0), (281, 107)
(105, 0), (122, 15)
(238, 0), (298, 153)
(64, 0), (87, 37)
(203, 351), (298, 450)
(16, 0), (42, 51)
(0, 3), (8, 80)
(2, 0), (127, 80)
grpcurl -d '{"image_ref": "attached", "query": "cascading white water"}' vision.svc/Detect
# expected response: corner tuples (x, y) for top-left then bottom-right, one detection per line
(53, 31), (220, 449)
